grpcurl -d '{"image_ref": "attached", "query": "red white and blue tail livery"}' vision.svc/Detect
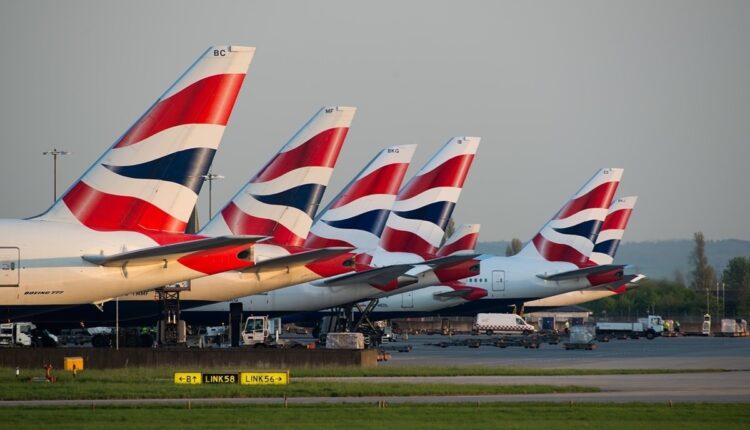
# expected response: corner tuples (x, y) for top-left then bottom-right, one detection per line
(0, 46), (256, 314)
(518, 168), (623, 267)
(525, 195), (643, 309)
(589, 196), (638, 266)
(305, 144), (416, 250)
(37, 46), (254, 237)
(201, 106), (355, 247)
(437, 224), (481, 257)
(379, 137), (480, 258)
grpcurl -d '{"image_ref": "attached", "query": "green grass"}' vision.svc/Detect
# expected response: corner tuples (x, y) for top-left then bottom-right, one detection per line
(3, 366), (726, 381)
(0, 380), (595, 400)
(0, 366), (726, 400)
(0, 368), (595, 400)
(4, 403), (749, 430)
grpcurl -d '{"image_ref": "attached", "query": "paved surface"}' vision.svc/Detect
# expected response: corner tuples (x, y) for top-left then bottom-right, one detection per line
(380, 335), (750, 369)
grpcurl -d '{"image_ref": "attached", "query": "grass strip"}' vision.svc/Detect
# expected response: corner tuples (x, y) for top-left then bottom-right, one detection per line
(3, 403), (749, 430)
(1, 366), (727, 382)
(0, 378), (596, 400)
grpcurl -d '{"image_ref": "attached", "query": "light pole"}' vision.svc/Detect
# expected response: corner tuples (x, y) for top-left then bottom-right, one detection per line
(201, 171), (224, 219)
(42, 148), (70, 202)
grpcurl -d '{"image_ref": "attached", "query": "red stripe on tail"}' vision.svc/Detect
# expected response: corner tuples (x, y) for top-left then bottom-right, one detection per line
(532, 233), (590, 267)
(437, 232), (479, 257)
(304, 232), (355, 249)
(63, 181), (187, 234)
(397, 154), (475, 201)
(115, 74), (246, 148)
(221, 202), (305, 247)
(555, 181), (619, 220)
(601, 208), (633, 231)
(379, 227), (438, 257)
(330, 162), (410, 209)
(252, 128), (349, 183)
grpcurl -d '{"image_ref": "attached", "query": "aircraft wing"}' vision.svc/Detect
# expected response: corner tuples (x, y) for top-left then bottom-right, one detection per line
(536, 264), (626, 281)
(242, 247), (354, 272)
(82, 235), (266, 267)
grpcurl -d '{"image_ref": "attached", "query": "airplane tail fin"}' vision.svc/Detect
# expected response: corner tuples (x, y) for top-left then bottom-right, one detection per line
(202, 106), (355, 247)
(588, 196), (638, 265)
(305, 144), (416, 250)
(379, 137), (480, 257)
(437, 224), (480, 257)
(518, 168), (623, 267)
(36, 46), (254, 235)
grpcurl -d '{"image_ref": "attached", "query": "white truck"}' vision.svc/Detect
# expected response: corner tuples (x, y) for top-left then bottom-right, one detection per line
(241, 316), (307, 348)
(472, 313), (536, 336)
(0, 322), (58, 347)
(596, 315), (664, 340)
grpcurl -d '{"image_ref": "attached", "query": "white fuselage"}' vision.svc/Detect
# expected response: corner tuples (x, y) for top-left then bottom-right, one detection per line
(186, 253), (597, 316)
(0, 219), (211, 305)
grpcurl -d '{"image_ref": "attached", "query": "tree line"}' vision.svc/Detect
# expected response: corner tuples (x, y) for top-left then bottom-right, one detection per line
(586, 232), (750, 320)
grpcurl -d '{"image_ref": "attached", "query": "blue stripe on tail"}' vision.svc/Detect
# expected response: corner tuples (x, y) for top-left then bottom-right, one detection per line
(394, 201), (455, 230)
(251, 183), (327, 218)
(103, 147), (216, 194)
(322, 209), (391, 236)
(553, 220), (602, 242)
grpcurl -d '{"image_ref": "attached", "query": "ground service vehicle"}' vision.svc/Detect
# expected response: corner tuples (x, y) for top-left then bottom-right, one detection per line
(472, 313), (535, 336)
(0, 322), (57, 347)
(241, 316), (305, 348)
(596, 315), (664, 340)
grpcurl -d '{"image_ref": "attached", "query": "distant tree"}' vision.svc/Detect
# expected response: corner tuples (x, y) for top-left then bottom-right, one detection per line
(505, 238), (523, 256)
(586, 279), (703, 319)
(673, 269), (686, 286)
(689, 232), (716, 292)
(722, 257), (750, 316)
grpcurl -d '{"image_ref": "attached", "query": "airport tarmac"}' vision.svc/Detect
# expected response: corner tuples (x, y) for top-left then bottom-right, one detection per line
(379, 335), (750, 370)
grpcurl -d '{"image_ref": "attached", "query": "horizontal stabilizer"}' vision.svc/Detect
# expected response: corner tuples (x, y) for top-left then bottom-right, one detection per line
(434, 289), (473, 300)
(243, 247), (354, 272)
(536, 264), (626, 281)
(312, 264), (415, 287)
(82, 235), (266, 267)
(422, 253), (480, 269)
(591, 273), (646, 290)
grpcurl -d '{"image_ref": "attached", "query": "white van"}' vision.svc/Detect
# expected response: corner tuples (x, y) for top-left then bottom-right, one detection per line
(473, 313), (535, 335)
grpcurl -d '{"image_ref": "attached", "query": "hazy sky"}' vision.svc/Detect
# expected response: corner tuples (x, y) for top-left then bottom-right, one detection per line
(1, 1), (748, 242)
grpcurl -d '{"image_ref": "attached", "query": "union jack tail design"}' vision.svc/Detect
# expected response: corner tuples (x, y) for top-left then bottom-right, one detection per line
(202, 106), (356, 247)
(305, 144), (416, 250)
(379, 137), (480, 257)
(437, 224), (480, 257)
(518, 168), (623, 267)
(589, 196), (637, 265)
(36, 46), (254, 236)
